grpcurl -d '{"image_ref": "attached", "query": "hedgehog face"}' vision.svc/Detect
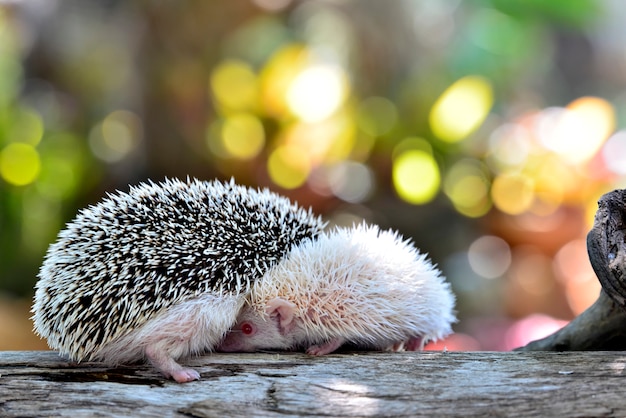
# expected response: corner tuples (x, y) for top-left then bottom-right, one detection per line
(217, 298), (303, 352)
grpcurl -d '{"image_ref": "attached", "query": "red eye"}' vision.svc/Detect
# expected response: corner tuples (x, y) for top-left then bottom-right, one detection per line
(241, 323), (254, 335)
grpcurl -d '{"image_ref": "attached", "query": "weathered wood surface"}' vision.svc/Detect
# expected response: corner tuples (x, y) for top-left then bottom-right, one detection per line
(587, 189), (626, 308)
(2, 351), (626, 417)
(520, 190), (626, 351)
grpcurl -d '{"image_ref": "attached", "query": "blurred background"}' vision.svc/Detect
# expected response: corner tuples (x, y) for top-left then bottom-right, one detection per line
(1, 0), (625, 352)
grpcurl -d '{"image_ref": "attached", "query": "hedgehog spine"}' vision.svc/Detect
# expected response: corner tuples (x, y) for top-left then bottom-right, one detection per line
(32, 178), (325, 382)
(217, 223), (456, 354)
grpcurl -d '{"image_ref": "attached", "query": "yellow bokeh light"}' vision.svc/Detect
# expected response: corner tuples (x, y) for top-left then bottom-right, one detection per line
(491, 172), (534, 215)
(260, 44), (309, 117)
(530, 153), (582, 204)
(444, 159), (491, 218)
(537, 96), (615, 164)
(210, 60), (258, 113)
(429, 75), (494, 143)
(529, 157), (569, 216)
(286, 64), (348, 123)
(267, 145), (311, 189)
(451, 176), (491, 217)
(283, 112), (356, 164)
(322, 113), (357, 162)
(0, 142), (41, 186)
(392, 150), (440, 204)
(221, 113), (265, 160)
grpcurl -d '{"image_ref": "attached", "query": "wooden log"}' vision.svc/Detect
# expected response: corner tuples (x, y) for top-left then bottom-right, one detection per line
(520, 189), (626, 351)
(2, 350), (626, 417)
(587, 189), (626, 308)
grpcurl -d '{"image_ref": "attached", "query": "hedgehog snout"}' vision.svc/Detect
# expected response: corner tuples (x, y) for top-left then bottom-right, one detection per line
(216, 304), (296, 352)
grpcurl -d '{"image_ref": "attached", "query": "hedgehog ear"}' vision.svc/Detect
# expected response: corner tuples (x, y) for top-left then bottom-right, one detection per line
(266, 298), (296, 334)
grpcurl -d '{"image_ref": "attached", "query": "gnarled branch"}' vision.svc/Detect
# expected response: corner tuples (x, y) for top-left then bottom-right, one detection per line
(519, 189), (626, 351)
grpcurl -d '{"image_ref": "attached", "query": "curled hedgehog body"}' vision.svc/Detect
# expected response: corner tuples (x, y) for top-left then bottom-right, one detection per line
(217, 224), (456, 355)
(32, 178), (324, 382)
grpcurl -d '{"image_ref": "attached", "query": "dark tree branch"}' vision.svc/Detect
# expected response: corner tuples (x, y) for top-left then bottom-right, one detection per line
(519, 189), (626, 351)
(587, 189), (626, 307)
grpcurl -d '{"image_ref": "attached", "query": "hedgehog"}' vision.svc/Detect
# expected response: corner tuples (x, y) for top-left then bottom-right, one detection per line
(32, 178), (325, 383)
(217, 224), (456, 355)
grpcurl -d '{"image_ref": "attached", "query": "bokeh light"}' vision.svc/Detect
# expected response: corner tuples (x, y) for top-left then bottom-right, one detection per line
(602, 130), (626, 175)
(327, 161), (374, 203)
(536, 97), (615, 164)
(553, 239), (601, 315)
(221, 113), (265, 160)
(491, 172), (534, 215)
(0, 142), (41, 186)
(89, 110), (142, 163)
(260, 44), (310, 117)
(8, 107), (44, 145)
(444, 159), (492, 217)
(487, 124), (531, 170)
(210, 60), (258, 113)
(468, 235), (512, 279)
(392, 149), (440, 205)
(425, 333), (481, 351)
(504, 314), (568, 351)
(286, 64), (348, 123)
(429, 75), (494, 143)
(267, 145), (311, 189)
(283, 113), (356, 164)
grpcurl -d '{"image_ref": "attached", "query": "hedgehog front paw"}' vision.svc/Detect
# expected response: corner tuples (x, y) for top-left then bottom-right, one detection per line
(171, 368), (201, 383)
(145, 345), (200, 383)
(306, 337), (344, 355)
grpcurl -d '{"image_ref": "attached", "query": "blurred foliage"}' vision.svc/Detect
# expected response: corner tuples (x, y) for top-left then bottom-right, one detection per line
(1, 0), (625, 349)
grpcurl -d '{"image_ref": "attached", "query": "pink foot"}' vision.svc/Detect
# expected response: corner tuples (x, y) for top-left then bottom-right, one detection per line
(306, 337), (344, 355)
(145, 345), (200, 383)
(171, 368), (201, 383)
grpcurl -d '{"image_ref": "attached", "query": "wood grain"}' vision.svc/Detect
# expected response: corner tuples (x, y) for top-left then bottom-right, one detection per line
(2, 350), (626, 417)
